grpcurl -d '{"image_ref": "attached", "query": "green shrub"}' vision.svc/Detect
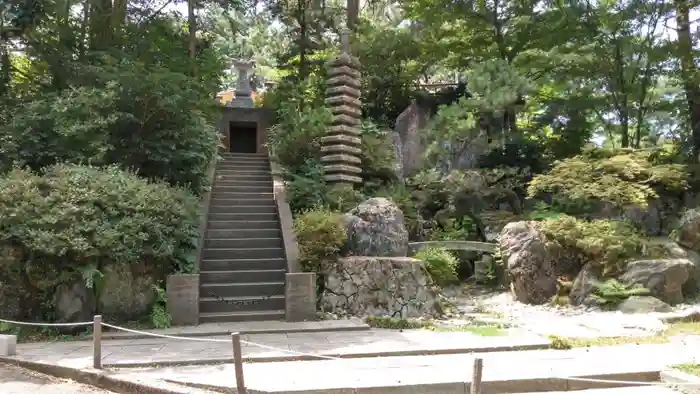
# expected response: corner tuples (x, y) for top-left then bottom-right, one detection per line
(537, 216), (646, 275)
(414, 247), (459, 286)
(0, 164), (199, 320)
(294, 208), (347, 272)
(591, 279), (651, 306)
(528, 149), (688, 210)
(0, 59), (220, 195)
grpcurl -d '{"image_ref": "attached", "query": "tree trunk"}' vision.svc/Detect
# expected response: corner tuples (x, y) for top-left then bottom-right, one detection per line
(675, 0), (700, 161)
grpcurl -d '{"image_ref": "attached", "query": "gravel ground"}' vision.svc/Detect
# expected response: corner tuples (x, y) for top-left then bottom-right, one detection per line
(0, 364), (115, 394)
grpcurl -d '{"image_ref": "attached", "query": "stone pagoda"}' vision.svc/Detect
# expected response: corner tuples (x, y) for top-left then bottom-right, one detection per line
(321, 29), (363, 184)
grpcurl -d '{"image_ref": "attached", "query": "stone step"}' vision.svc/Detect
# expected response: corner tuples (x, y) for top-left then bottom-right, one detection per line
(208, 204), (276, 214)
(206, 228), (281, 239)
(200, 269), (287, 284)
(209, 192), (274, 201)
(212, 180), (272, 188)
(214, 174), (273, 183)
(221, 153), (269, 159)
(217, 161), (270, 169)
(202, 247), (285, 260)
(211, 185), (273, 194)
(198, 295), (285, 314)
(200, 281), (285, 298)
(198, 310), (286, 323)
(206, 220), (280, 230)
(207, 212), (278, 222)
(209, 198), (275, 207)
(199, 258), (287, 271)
(215, 169), (272, 177)
(204, 237), (284, 249)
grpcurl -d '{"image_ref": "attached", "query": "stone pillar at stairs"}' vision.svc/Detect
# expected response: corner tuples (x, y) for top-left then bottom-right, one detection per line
(322, 29), (363, 185)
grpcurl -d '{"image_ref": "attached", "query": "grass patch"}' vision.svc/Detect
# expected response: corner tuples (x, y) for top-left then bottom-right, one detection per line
(364, 316), (506, 336)
(673, 364), (700, 376)
(429, 324), (506, 336)
(364, 316), (431, 329)
(549, 320), (700, 349)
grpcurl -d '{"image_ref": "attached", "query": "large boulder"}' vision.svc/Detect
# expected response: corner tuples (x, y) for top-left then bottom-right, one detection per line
(53, 281), (96, 328)
(675, 209), (700, 250)
(617, 296), (672, 314)
(620, 259), (693, 305)
(499, 221), (559, 304)
(344, 197), (409, 257)
(99, 264), (157, 322)
(392, 101), (430, 178)
(569, 263), (603, 306)
(321, 256), (441, 318)
(661, 240), (700, 296)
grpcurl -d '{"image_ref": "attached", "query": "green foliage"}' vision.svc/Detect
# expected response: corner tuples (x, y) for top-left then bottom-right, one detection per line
(537, 216), (645, 274)
(528, 149), (689, 210)
(414, 247), (459, 286)
(284, 159), (329, 213)
(266, 82), (331, 172)
(526, 202), (567, 221)
(293, 208), (347, 272)
(359, 120), (398, 185)
(591, 279), (651, 306)
(0, 164), (199, 272)
(0, 59), (221, 194)
(150, 284), (172, 329)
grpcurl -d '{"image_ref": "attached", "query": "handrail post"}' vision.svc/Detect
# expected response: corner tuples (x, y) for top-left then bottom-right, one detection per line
(232, 332), (246, 394)
(93, 315), (102, 369)
(470, 357), (483, 394)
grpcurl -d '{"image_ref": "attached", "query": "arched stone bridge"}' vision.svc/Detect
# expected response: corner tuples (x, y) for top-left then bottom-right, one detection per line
(408, 240), (497, 254)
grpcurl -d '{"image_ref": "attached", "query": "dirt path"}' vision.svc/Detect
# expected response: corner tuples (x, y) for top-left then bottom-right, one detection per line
(0, 364), (114, 394)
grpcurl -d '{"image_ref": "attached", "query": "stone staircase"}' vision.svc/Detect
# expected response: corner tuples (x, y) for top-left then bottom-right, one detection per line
(198, 152), (287, 323)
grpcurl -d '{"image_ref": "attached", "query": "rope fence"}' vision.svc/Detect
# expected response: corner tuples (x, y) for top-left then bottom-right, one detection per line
(0, 316), (699, 394)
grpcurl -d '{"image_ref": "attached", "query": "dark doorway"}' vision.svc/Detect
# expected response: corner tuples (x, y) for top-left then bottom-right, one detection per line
(229, 122), (258, 153)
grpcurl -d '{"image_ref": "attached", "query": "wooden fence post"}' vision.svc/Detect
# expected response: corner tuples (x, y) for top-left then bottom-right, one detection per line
(93, 315), (102, 369)
(232, 332), (246, 394)
(471, 357), (483, 394)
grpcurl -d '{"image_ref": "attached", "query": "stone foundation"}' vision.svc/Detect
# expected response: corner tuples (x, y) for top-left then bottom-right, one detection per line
(166, 274), (199, 326)
(321, 257), (441, 318)
(285, 272), (317, 322)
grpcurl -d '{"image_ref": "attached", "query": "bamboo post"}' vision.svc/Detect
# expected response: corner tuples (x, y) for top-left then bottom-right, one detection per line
(92, 315), (102, 369)
(231, 332), (246, 394)
(470, 357), (483, 394)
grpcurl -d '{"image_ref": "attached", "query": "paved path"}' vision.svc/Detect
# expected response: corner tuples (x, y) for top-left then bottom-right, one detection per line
(0, 364), (113, 393)
(110, 340), (700, 393)
(13, 328), (549, 368)
(100, 318), (369, 340)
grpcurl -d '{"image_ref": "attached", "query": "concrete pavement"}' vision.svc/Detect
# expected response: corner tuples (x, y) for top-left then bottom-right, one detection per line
(109, 340), (699, 393)
(0, 364), (115, 394)
(12, 328), (550, 368)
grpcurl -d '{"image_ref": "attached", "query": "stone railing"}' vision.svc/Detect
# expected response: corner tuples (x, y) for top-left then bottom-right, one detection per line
(408, 240), (497, 254)
(194, 159), (218, 273)
(269, 155), (301, 274)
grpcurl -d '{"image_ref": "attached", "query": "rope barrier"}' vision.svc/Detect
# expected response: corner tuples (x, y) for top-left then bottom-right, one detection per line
(101, 322), (341, 360)
(0, 318), (93, 327)
(3, 316), (700, 390)
(100, 323), (230, 343)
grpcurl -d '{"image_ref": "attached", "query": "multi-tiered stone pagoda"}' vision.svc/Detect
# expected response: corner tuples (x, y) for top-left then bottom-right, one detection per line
(321, 29), (363, 184)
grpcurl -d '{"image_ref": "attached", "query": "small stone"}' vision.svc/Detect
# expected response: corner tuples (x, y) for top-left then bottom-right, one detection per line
(0, 334), (16, 356)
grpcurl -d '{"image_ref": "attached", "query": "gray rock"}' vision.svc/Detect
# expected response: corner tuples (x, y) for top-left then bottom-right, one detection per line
(53, 282), (95, 325)
(344, 197), (409, 257)
(620, 259), (693, 305)
(662, 240), (700, 296)
(569, 263), (603, 306)
(321, 256), (441, 318)
(393, 101), (430, 178)
(675, 209), (700, 250)
(617, 296), (672, 314)
(499, 221), (557, 304)
(99, 264), (156, 322)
